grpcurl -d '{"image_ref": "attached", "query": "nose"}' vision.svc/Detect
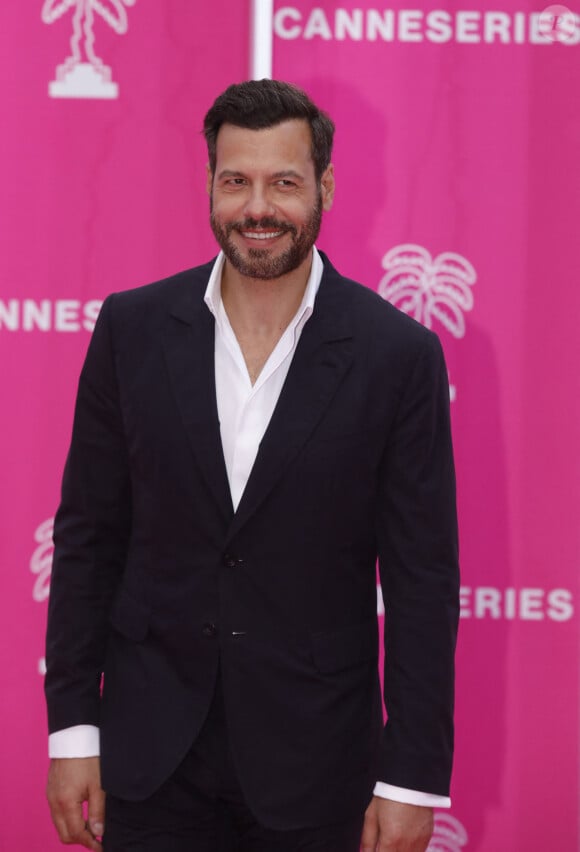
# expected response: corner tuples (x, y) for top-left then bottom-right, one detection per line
(243, 184), (275, 220)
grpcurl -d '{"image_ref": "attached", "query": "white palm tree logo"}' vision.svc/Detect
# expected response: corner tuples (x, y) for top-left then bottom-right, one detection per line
(427, 813), (469, 851)
(30, 517), (54, 603)
(378, 244), (476, 339)
(42, 0), (137, 99)
(30, 517), (54, 676)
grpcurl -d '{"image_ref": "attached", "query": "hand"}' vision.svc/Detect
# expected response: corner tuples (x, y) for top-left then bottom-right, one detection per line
(360, 797), (434, 851)
(46, 757), (105, 850)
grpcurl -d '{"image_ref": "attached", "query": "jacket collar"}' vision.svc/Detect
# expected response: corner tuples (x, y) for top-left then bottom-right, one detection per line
(162, 253), (355, 539)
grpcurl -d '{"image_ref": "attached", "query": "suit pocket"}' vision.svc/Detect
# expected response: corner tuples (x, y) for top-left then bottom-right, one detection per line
(310, 619), (378, 674)
(109, 587), (151, 642)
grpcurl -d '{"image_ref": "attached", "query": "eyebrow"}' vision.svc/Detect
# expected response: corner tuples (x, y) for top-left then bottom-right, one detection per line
(216, 170), (245, 180)
(271, 170), (304, 180)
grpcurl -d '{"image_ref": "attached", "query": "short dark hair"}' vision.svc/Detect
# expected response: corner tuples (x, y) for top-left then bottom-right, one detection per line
(203, 79), (335, 181)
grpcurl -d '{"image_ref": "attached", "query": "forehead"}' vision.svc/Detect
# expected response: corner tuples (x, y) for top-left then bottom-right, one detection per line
(214, 119), (314, 175)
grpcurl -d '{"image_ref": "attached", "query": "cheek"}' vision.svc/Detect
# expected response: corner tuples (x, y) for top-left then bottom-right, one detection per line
(281, 201), (315, 226)
(211, 197), (241, 223)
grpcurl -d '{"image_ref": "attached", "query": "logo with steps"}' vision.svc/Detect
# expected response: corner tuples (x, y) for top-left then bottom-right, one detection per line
(42, 0), (137, 99)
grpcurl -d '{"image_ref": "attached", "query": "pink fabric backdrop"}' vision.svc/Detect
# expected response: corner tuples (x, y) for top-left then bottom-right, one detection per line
(0, 3), (249, 848)
(1, 2), (579, 850)
(273, 2), (580, 849)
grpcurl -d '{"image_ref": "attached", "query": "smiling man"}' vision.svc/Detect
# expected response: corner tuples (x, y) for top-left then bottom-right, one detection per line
(209, 121), (326, 281)
(45, 80), (459, 852)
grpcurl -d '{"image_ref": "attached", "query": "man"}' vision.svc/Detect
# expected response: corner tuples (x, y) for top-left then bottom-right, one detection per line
(45, 79), (459, 851)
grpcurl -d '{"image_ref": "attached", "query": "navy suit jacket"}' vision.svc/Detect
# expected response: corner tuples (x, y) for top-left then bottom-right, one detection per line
(45, 253), (459, 830)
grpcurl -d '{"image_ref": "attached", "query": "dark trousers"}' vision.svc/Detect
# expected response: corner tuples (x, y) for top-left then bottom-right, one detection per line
(103, 677), (365, 851)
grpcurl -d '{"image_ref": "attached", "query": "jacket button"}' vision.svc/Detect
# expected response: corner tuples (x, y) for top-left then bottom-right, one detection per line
(223, 553), (238, 568)
(202, 622), (217, 638)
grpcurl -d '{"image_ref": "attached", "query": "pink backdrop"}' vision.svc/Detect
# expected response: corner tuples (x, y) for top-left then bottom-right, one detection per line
(1, 2), (579, 850)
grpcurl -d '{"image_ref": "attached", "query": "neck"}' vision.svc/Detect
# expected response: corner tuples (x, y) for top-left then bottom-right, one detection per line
(220, 251), (313, 337)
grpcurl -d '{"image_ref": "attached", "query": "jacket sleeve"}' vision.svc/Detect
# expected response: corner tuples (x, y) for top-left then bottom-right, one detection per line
(375, 329), (459, 796)
(45, 294), (131, 733)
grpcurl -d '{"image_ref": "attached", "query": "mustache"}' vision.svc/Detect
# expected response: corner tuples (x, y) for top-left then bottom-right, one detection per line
(226, 218), (297, 236)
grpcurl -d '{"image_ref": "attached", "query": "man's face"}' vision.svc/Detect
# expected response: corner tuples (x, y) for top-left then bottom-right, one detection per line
(208, 119), (334, 280)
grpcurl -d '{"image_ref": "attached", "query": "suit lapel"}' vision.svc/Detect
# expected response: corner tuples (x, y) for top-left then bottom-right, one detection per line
(226, 260), (354, 542)
(162, 266), (234, 524)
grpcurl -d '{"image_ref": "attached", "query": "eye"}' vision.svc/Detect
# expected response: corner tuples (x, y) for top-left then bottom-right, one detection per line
(226, 177), (246, 186)
(275, 179), (296, 189)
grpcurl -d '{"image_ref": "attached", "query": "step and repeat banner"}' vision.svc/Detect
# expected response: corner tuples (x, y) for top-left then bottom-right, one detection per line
(1, 2), (579, 850)
(0, 3), (250, 849)
(272, 3), (580, 849)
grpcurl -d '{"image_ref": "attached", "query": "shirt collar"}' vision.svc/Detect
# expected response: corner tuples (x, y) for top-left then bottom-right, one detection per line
(204, 247), (324, 326)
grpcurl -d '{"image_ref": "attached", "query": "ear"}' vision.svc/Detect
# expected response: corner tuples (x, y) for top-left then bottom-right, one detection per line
(320, 164), (335, 211)
(206, 163), (213, 196)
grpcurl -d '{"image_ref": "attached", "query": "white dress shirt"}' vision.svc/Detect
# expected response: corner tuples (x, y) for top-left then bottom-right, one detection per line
(49, 247), (450, 809)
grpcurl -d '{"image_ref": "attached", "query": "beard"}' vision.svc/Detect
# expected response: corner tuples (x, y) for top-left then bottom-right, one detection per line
(210, 196), (322, 280)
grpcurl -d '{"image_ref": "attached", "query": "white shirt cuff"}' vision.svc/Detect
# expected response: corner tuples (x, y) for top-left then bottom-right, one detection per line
(373, 782), (451, 808)
(48, 725), (100, 758)
(46, 727), (452, 810)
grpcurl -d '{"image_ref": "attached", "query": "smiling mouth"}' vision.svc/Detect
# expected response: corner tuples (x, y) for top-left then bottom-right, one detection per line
(240, 230), (285, 240)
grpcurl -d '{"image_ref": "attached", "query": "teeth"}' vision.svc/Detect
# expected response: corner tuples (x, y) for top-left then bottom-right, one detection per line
(241, 231), (283, 240)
